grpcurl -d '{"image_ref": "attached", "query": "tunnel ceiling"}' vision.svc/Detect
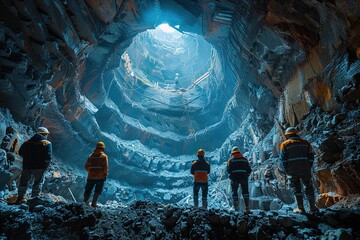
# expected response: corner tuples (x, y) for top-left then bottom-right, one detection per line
(0, 0), (359, 201)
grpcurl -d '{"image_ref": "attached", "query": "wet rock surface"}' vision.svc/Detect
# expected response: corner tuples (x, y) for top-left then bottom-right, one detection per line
(1, 200), (359, 240)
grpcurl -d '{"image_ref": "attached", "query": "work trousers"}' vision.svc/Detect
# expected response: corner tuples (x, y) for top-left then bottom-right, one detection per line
(288, 174), (315, 200)
(230, 178), (249, 202)
(193, 182), (208, 201)
(18, 169), (47, 197)
(84, 179), (105, 196)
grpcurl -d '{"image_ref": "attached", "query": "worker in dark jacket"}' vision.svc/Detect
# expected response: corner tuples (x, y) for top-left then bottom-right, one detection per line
(279, 127), (317, 213)
(16, 127), (52, 204)
(191, 149), (210, 209)
(227, 146), (252, 213)
(84, 142), (108, 207)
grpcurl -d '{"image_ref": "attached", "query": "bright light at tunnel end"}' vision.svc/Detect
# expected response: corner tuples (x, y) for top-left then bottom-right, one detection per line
(158, 23), (176, 33)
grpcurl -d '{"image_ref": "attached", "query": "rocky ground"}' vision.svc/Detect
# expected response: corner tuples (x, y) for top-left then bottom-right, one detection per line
(0, 198), (359, 240)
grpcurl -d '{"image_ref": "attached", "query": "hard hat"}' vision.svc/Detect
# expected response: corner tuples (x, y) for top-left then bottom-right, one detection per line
(197, 149), (205, 156)
(37, 127), (50, 135)
(175, 73), (179, 76)
(231, 146), (240, 155)
(285, 127), (298, 136)
(96, 142), (105, 149)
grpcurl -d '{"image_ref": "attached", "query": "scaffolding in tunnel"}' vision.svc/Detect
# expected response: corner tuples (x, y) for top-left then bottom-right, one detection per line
(122, 45), (217, 94)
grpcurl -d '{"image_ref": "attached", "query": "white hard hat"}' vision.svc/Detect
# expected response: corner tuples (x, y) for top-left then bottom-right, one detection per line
(37, 127), (50, 135)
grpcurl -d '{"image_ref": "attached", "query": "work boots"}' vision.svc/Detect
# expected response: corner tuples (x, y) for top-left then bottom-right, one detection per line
(193, 197), (199, 208)
(309, 198), (319, 213)
(202, 199), (208, 209)
(91, 193), (100, 207)
(244, 198), (251, 214)
(15, 196), (27, 205)
(293, 195), (305, 213)
(83, 195), (90, 205)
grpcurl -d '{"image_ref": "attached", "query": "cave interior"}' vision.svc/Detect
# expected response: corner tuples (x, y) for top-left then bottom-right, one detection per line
(0, 0), (360, 239)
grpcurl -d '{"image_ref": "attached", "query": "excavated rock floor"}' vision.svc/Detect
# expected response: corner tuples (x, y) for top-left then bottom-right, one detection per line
(1, 198), (359, 240)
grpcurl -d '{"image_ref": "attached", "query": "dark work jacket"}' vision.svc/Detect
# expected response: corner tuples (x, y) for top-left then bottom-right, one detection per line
(227, 152), (252, 181)
(19, 134), (52, 169)
(279, 135), (314, 176)
(191, 157), (210, 183)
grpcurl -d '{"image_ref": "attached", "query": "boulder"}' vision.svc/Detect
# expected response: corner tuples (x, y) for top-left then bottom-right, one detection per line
(319, 136), (345, 163)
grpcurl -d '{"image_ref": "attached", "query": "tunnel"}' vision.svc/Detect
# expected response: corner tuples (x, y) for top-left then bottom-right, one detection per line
(0, 0), (360, 239)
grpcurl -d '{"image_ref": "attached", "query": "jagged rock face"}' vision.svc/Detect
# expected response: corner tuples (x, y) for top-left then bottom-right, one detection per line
(0, 0), (360, 204)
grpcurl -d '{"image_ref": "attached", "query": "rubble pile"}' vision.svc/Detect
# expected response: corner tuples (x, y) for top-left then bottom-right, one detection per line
(1, 200), (359, 240)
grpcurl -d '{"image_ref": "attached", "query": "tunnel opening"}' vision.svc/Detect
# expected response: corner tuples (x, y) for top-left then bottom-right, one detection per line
(92, 20), (251, 161)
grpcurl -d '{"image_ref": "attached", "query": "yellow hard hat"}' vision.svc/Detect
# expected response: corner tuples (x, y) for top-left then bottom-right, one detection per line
(197, 149), (205, 156)
(231, 146), (240, 155)
(96, 142), (105, 149)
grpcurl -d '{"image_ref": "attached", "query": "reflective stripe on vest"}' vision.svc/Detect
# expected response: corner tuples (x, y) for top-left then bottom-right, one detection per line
(286, 144), (309, 150)
(283, 157), (308, 163)
(232, 159), (248, 163)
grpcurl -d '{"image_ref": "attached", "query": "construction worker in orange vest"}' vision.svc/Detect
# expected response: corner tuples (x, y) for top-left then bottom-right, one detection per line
(84, 142), (108, 207)
(191, 149), (210, 209)
(279, 127), (318, 213)
(227, 146), (252, 213)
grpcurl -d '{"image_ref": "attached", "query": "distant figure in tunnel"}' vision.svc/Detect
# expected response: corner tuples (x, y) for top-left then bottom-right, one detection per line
(1, 126), (19, 157)
(227, 146), (252, 213)
(16, 127), (52, 204)
(84, 142), (108, 207)
(1, 126), (19, 190)
(191, 149), (210, 209)
(279, 127), (318, 213)
(174, 73), (180, 90)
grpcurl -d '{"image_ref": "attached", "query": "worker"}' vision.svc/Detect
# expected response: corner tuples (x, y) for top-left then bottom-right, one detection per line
(279, 127), (318, 213)
(227, 146), (252, 213)
(1, 126), (21, 191)
(190, 149), (210, 209)
(1, 126), (19, 163)
(0, 149), (12, 191)
(174, 73), (180, 89)
(16, 127), (52, 204)
(84, 142), (108, 207)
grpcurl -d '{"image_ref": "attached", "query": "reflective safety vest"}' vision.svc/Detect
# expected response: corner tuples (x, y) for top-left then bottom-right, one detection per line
(227, 152), (252, 181)
(191, 158), (210, 183)
(85, 149), (108, 180)
(279, 135), (314, 175)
